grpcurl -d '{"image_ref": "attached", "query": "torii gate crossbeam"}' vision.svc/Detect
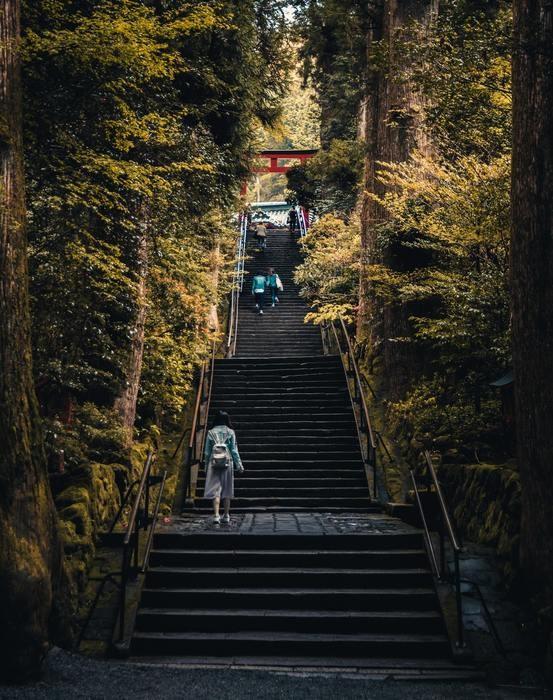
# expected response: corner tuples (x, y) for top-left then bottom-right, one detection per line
(253, 149), (318, 174)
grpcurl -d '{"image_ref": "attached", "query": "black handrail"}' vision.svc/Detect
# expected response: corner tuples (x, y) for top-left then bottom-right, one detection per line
(117, 450), (157, 642)
(77, 450), (167, 650)
(141, 470), (167, 573)
(321, 318), (378, 498)
(181, 341), (217, 506)
(409, 451), (465, 649)
(181, 359), (208, 503)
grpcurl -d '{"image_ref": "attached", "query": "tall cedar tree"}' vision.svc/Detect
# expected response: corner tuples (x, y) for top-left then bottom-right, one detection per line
(511, 0), (553, 608)
(0, 0), (62, 680)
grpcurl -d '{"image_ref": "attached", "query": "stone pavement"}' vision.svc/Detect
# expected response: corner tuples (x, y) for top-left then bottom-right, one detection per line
(0, 648), (545, 699)
(158, 512), (417, 535)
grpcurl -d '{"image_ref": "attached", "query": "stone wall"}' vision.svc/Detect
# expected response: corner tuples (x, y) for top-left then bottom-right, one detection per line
(439, 462), (521, 581)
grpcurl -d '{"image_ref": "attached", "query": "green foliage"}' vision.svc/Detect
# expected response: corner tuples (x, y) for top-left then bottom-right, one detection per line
(294, 214), (360, 324)
(258, 56), (321, 151)
(392, 0), (512, 157)
(388, 377), (503, 453)
(287, 138), (363, 212)
(23, 0), (287, 424)
(292, 0), (370, 145)
(368, 152), (510, 450)
(22, 2), (289, 594)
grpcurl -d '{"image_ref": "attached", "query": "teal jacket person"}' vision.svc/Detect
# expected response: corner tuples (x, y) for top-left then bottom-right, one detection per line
(252, 274), (267, 294)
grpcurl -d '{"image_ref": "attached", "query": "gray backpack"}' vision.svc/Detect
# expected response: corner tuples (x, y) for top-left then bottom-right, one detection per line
(209, 430), (232, 471)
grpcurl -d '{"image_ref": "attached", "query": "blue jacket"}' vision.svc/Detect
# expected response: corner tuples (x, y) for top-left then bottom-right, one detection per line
(252, 275), (266, 293)
(204, 426), (243, 471)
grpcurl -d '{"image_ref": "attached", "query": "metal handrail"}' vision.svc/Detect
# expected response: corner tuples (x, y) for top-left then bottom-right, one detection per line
(227, 212), (248, 357)
(425, 451), (462, 552)
(295, 205), (308, 238)
(321, 318), (378, 498)
(78, 450), (166, 650)
(409, 470), (440, 577)
(200, 344), (217, 460)
(181, 341), (217, 505)
(409, 451), (465, 649)
(117, 450), (157, 643)
(141, 470), (167, 573)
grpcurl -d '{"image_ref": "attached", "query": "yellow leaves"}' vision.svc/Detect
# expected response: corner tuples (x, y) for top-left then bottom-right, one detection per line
(370, 151), (511, 253)
(24, 1), (229, 83)
(105, 100), (187, 153)
(167, 3), (234, 37)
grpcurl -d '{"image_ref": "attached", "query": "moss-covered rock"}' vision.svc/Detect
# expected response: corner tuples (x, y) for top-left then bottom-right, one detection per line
(439, 462), (521, 582)
(54, 459), (124, 606)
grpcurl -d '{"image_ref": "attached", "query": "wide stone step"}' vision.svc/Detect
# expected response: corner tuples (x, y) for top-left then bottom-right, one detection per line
(135, 608), (443, 635)
(234, 347), (323, 355)
(236, 438), (360, 446)
(206, 469), (364, 480)
(214, 380), (344, 390)
(230, 488), (368, 498)
(215, 356), (338, 367)
(151, 532), (421, 551)
(191, 497), (371, 508)
(185, 505), (378, 514)
(131, 630), (449, 658)
(218, 410), (353, 418)
(212, 380), (349, 394)
(237, 443), (362, 461)
(215, 364), (340, 372)
(230, 459), (364, 468)
(231, 420), (356, 429)
(212, 392), (351, 410)
(228, 428), (358, 437)
(145, 566), (433, 589)
(196, 476), (366, 486)
(148, 549), (429, 569)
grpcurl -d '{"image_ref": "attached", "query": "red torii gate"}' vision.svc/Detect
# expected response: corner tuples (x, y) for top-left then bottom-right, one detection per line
(254, 148), (318, 174)
(241, 149), (318, 194)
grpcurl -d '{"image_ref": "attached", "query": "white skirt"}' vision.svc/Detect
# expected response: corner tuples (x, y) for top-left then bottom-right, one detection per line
(204, 465), (234, 499)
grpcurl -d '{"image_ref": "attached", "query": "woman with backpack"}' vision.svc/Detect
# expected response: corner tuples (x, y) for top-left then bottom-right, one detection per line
(266, 267), (283, 307)
(203, 410), (244, 524)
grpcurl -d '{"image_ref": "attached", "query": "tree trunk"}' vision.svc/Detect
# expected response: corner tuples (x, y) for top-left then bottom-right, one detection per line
(0, 0), (62, 679)
(358, 0), (435, 399)
(511, 0), (553, 608)
(114, 226), (148, 434)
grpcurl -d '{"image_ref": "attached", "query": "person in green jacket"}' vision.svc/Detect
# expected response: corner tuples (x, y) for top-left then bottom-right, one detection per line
(252, 271), (267, 314)
(266, 267), (281, 307)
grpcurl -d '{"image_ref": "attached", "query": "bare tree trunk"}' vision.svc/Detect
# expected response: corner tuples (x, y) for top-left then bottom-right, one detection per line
(0, 0), (62, 679)
(114, 227), (148, 434)
(511, 0), (553, 609)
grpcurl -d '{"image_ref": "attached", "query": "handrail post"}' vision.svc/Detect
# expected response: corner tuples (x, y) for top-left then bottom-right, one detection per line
(454, 550), (464, 647)
(118, 546), (129, 642)
(439, 512), (446, 578)
(144, 472), (150, 531)
(133, 518), (139, 573)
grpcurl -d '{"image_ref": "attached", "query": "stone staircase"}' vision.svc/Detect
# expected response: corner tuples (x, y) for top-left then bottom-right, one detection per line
(234, 227), (321, 357)
(129, 227), (470, 673)
(131, 530), (451, 661)
(193, 355), (376, 512)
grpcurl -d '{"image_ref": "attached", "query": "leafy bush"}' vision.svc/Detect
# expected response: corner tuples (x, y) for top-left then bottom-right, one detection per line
(294, 213), (360, 324)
